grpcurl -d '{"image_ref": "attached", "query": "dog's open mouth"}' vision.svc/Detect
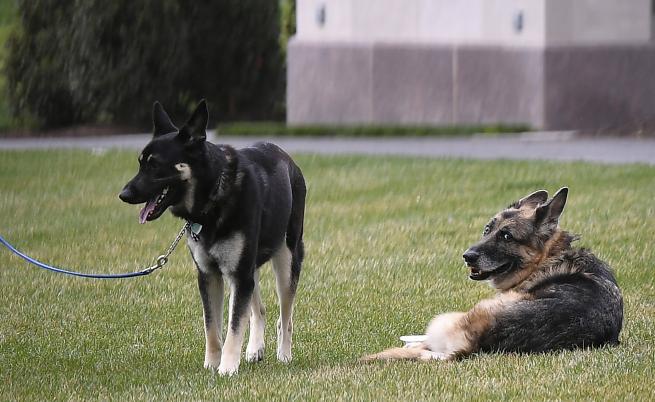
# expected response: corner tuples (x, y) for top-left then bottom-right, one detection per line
(139, 187), (170, 224)
(468, 262), (513, 281)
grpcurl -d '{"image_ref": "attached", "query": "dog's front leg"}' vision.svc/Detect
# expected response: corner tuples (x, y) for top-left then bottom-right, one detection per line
(198, 271), (224, 370)
(218, 273), (254, 376)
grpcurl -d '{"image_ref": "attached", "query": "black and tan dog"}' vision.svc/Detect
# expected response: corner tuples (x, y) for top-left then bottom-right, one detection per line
(120, 101), (306, 375)
(363, 188), (623, 361)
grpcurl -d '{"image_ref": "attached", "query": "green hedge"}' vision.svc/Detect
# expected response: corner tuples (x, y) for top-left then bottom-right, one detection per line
(5, 0), (283, 129)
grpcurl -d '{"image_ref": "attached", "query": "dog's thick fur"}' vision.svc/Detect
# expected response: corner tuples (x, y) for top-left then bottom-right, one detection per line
(362, 188), (623, 362)
(120, 101), (305, 375)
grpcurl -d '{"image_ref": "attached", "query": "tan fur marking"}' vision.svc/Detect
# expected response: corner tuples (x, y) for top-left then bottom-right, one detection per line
(460, 291), (527, 353)
(203, 311), (222, 369)
(175, 163), (192, 180)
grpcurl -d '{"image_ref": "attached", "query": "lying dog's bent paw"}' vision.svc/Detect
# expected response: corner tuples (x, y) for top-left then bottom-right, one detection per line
(418, 350), (449, 361)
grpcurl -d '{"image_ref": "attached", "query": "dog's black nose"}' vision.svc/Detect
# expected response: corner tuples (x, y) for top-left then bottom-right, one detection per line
(119, 186), (135, 203)
(463, 249), (480, 265)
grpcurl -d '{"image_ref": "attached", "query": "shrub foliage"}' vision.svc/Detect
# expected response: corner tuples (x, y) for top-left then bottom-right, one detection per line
(5, 0), (283, 128)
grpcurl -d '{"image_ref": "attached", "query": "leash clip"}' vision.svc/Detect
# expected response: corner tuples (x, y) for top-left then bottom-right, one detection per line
(156, 255), (169, 267)
(143, 255), (169, 274)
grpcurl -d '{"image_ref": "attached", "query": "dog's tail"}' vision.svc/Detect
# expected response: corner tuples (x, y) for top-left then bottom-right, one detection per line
(286, 161), (306, 294)
(360, 344), (430, 362)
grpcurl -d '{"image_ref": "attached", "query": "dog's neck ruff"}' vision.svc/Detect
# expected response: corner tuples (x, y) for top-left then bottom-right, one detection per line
(203, 145), (239, 214)
(182, 144), (240, 232)
(504, 230), (579, 292)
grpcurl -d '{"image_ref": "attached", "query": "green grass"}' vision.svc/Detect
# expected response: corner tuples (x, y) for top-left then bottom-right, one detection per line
(1, 150), (654, 400)
(216, 122), (530, 137)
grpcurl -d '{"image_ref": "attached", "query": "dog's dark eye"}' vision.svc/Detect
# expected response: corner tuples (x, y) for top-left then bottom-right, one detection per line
(483, 225), (491, 236)
(142, 157), (160, 170)
(499, 230), (513, 241)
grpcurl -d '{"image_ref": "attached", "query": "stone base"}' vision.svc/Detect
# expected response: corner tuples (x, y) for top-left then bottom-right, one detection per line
(287, 39), (655, 131)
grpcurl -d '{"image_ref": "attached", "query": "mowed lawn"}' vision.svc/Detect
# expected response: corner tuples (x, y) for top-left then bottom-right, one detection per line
(0, 150), (654, 400)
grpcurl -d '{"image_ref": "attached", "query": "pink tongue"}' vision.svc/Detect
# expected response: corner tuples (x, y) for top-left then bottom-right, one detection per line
(139, 199), (157, 224)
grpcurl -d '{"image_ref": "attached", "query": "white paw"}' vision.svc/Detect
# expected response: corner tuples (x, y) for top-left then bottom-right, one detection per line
(246, 344), (265, 362)
(203, 353), (221, 370)
(218, 361), (239, 376)
(217, 354), (240, 376)
(276, 344), (292, 363)
(277, 348), (292, 363)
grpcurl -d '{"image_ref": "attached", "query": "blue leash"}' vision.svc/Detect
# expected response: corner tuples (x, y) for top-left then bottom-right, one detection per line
(0, 223), (188, 279)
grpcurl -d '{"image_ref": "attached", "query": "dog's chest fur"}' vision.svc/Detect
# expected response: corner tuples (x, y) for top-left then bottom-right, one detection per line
(188, 231), (245, 275)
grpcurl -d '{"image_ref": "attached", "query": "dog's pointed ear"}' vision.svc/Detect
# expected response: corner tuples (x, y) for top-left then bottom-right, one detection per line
(516, 190), (549, 209)
(152, 101), (177, 137)
(177, 99), (208, 145)
(535, 187), (568, 227)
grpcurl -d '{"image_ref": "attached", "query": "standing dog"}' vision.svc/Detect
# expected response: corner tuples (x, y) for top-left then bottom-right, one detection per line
(119, 100), (306, 375)
(363, 188), (623, 361)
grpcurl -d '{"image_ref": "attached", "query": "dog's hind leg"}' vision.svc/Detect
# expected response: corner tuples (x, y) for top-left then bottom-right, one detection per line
(271, 170), (305, 363)
(245, 270), (266, 362)
(198, 271), (224, 370)
(272, 244), (297, 363)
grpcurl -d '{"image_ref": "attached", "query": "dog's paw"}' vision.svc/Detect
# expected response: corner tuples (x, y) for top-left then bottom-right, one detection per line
(217, 352), (240, 376)
(217, 361), (240, 376)
(418, 350), (449, 361)
(203, 354), (221, 370)
(277, 346), (292, 363)
(246, 345), (265, 363)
